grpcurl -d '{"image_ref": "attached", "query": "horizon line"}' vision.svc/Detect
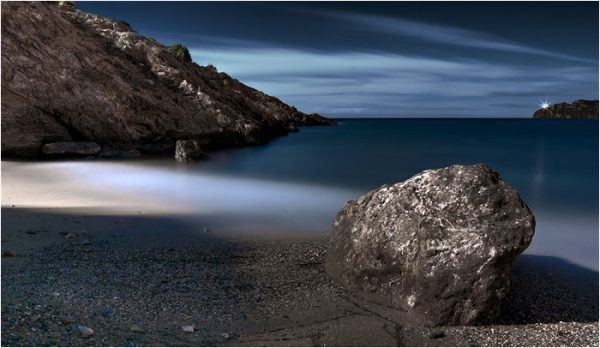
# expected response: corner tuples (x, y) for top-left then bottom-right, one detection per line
(327, 116), (534, 119)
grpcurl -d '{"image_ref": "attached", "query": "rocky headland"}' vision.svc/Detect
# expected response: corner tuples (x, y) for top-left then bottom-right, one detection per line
(1, 2), (333, 159)
(533, 99), (599, 119)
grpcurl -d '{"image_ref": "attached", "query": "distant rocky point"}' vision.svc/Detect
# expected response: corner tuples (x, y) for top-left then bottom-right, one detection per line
(533, 99), (599, 119)
(1, 2), (333, 159)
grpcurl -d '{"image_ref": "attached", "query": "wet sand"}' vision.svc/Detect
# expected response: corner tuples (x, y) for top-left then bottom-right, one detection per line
(1, 207), (598, 346)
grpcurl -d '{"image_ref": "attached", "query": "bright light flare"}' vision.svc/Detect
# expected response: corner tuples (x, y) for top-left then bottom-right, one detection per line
(540, 100), (551, 109)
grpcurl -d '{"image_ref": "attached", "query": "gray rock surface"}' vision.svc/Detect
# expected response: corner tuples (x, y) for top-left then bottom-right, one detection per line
(325, 164), (536, 326)
(1, 2), (333, 158)
(174, 140), (208, 163)
(41, 142), (101, 156)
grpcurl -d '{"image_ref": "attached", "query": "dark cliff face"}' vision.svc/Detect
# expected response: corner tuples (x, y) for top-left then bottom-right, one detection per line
(1, 2), (333, 158)
(533, 100), (599, 119)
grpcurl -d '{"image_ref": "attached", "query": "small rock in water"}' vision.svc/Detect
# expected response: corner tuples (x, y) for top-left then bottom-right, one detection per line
(101, 308), (113, 318)
(175, 139), (208, 163)
(220, 333), (230, 339)
(77, 325), (94, 338)
(65, 233), (77, 240)
(129, 324), (144, 333)
(2, 250), (16, 257)
(182, 325), (195, 333)
(51, 292), (60, 297)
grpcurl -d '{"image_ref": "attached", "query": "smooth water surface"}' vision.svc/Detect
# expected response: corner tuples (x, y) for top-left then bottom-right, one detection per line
(2, 119), (598, 270)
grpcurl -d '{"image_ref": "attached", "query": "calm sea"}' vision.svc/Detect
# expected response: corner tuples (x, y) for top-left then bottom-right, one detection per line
(3, 119), (598, 270)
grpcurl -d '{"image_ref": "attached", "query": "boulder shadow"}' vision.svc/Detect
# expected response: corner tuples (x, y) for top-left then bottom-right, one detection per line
(498, 254), (598, 325)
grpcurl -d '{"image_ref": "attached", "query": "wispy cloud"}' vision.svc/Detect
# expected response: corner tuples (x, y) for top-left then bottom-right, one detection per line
(184, 10), (597, 117)
(191, 46), (598, 117)
(80, 1), (598, 117)
(317, 11), (596, 63)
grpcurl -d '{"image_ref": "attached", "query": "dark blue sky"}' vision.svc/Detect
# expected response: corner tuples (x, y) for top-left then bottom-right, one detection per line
(78, 1), (599, 117)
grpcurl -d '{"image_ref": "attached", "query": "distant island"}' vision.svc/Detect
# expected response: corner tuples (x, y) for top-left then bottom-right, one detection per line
(0, 2), (332, 160)
(533, 99), (599, 119)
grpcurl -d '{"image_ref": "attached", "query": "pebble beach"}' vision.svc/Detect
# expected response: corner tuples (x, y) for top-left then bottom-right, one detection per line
(1, 207), (598, 346)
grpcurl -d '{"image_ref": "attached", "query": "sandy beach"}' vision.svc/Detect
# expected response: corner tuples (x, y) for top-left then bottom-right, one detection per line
(1, 206), (598, 346)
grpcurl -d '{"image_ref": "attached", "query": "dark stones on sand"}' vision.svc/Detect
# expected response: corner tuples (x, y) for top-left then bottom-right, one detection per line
(182, 325), (195, 333)
(175, 140), (209, 163)
(428, 330), (446, 339)
(2, 250), (16, 257)
(77, 325), (94, 338)
(129, 324), (144, 333)
(325, 164), (536, 326)
(42, 142), (101, 157)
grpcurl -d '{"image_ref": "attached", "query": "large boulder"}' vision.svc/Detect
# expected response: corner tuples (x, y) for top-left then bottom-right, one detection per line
(325, 164), (535, 326)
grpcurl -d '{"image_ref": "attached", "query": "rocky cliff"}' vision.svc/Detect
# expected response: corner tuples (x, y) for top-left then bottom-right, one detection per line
(1, 2), (333, 158)
(533, 99), (599, 119)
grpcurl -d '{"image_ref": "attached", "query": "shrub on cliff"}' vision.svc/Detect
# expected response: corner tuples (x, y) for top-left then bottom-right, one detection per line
(167, 44), (192, 63)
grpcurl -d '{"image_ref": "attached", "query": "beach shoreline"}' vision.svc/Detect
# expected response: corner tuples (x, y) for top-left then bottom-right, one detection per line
(1, 207), (597, 346)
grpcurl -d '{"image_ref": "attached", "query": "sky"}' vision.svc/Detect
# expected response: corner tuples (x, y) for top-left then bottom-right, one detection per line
(78, 1), (599, 118)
